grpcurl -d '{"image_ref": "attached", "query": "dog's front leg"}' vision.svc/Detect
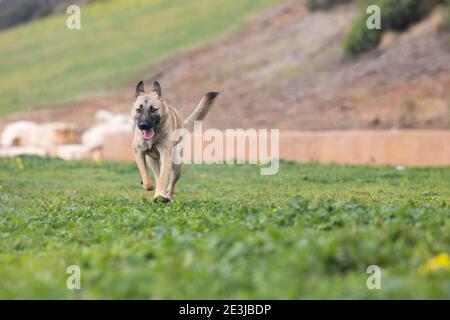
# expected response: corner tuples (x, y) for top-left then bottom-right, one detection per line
(134, 150), (153, 191)
(154, 148), (172, 203)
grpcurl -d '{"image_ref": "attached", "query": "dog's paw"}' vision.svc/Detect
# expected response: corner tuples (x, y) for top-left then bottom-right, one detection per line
(153, 195), (172, 204)
(141, 180), (154, 191)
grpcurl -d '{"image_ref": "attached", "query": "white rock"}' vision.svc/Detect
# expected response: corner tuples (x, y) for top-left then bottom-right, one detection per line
(0, 121), (39, 147)
(82, 111), (132, 151)
(0, 146), (48, 157)
(0, 121), (79, 147)
(54, 144), (90, 160)
(95, 109), (132, 126)
(38, 122), (79, 147)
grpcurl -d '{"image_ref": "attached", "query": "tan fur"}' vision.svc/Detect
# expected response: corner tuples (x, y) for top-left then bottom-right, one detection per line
(131, 81), (218, 203)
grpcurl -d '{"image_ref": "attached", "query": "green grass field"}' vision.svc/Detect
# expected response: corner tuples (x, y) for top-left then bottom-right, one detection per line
(0, 156), (449, 299)
(0, 0), (276, 116)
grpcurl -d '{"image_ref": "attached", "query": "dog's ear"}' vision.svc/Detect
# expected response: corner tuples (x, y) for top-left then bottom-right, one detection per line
(152, 81), (162, 98)
(135, 80), (145, 98)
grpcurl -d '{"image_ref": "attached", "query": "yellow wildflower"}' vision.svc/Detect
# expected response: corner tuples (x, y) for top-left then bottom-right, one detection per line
(15, 157), (24, 170)
(419, 253), (450, 275)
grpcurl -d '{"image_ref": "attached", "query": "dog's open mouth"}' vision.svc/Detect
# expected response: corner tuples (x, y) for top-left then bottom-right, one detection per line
(141, 128), (155, 140)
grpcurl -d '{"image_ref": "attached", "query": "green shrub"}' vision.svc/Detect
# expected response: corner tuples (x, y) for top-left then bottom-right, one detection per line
(380, 0), (436, 31)
(307, 0), (353, 11)
(343, 14), (383, 56)
(442, 1), (450, 46)
(343, 0), (442, 57)
(441, 0), (450, 31)
(0, 0), (53, 30)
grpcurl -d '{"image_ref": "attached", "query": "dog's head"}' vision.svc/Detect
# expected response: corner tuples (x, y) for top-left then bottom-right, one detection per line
(131, 80), (164, 140)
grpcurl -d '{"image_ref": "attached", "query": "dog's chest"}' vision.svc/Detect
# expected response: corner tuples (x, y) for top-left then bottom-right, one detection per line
(145, 145), (160, 160)
(133, 137), (160, 159)
(141, 141), (160, 159)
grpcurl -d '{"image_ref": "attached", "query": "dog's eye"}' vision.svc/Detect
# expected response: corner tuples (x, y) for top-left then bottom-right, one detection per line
(150, 105), (156, 112)
(136, 106), (143, 113)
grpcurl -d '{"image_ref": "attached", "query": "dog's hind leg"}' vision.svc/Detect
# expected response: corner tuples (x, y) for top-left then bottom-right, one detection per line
(165, 164), (181, 200)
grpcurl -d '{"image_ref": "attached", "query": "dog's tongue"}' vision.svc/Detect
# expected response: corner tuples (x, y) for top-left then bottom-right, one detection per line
(142, 128), (155, 140)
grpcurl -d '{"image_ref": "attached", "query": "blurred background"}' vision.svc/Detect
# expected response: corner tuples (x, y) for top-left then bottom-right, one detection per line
(0, 0), (449, 164)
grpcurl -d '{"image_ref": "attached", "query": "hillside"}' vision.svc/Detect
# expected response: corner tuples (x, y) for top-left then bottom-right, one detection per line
(1, 0), (450, 130)
(0, 0), (277, 117)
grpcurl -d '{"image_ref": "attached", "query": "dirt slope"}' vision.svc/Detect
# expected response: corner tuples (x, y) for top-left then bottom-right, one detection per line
(3, 1), (450, 131)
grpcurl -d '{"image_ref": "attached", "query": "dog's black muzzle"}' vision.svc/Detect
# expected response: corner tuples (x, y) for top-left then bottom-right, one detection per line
(138, 116), (160, 131)
(138, 122), (152, 130)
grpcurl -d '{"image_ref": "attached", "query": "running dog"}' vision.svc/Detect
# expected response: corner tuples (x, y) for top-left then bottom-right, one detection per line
(131, 80), (219, 203)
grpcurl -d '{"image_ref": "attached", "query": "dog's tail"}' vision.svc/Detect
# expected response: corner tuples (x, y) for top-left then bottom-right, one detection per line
(183, 92), (219, 131)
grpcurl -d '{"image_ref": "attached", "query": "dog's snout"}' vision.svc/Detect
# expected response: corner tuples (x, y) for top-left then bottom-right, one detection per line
(138, 122), (151, 130)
